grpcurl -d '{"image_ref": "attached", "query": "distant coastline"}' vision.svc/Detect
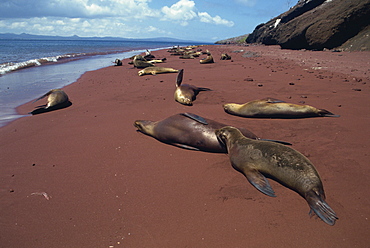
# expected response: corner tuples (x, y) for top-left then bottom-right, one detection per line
(0, 32), (206, 44)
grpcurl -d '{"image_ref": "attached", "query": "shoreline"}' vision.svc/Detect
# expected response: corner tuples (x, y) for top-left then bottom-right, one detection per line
(0, 45), (180, 128)
(1, 44), (369, 247)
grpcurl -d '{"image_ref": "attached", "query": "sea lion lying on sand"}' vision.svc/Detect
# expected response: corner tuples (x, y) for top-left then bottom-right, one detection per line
(30, 89), (72, 115)
(215, 126), (338, 225)
(223, 97), (340, 118)
(134, 113), (291, 153)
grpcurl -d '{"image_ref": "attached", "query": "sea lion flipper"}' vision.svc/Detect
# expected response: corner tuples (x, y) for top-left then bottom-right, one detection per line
(265, 98), (285, 104)
(306, 191), (338, 226)
(181, 113), (208, 125)
(318, 109), (340, 117)
(197, 87), (212, 92)
(173, 143), (200, 151)
(176, 69), (184, 87)
(244, 169), (276, 197)
(33, 90), (52, 103)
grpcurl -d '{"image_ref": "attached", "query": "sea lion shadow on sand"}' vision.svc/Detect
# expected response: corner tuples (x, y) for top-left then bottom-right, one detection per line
(29, 101), (72, 115)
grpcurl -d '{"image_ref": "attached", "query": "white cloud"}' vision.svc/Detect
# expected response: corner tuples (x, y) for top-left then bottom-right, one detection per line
(146, 26), (171, 35)
(161, 0), (234, 27)
(198, 12), (234, 27)
(0, 0), (235, 40)
(161, 0), (197, 26)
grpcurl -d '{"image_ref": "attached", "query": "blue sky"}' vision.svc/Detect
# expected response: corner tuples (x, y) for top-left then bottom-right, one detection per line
(0, 0), (295, 42)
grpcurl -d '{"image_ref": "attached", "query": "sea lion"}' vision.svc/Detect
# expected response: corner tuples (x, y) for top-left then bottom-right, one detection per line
(144, 49), (155, 60)
(147, 58), (167, 63)
(220, 53), (231, 60)
(179, 54), (195, 59)
(30, 89), (71, 115)
(134, 113), (290, 153)
(138, 67), (179, 76)
(174, 69), (211, 106)
(200, 54), (214, 64)
(223, 97), (339, 118)
(215, 126), (338, 226)
(113, 59), (122, 66)
(133, 55), (154, 68)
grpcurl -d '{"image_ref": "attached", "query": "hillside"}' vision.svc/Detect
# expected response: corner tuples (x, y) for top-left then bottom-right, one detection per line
(218, 0), (370, 51)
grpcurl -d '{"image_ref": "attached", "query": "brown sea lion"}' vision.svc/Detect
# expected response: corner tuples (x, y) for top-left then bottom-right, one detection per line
(200, 54), (214, 64)
(220, 53), (231, 60)
(215, 126), (338, 226)
(133, 55), (154, 68)
(138, 67), (179, 76)
(113, 59), (122, 66)
(30, 89), (71, 115)
(223, 97), (339, 118)
(144, 49), (155, 60)
(179, 54), (195, 59)
(174, 69), (211, 106)
(134, 113), (291, 153)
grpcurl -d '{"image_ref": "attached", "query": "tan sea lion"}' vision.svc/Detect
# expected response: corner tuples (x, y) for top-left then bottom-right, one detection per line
(138, 67), (179, 76)
(174, 69), (211, 106)
(133, 55), (154, 68)
(223, 97), (339, 118)
(30, 89), (71, 115)
(215, 126), (338, 226)
(200, 54), (214, 64)
(147, 58), (167, 63)
(179, 54), (195, 59)
(134, 113), (290, 153)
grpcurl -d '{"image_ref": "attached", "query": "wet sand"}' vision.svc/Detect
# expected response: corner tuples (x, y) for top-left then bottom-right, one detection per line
(1, 44), (369, 247)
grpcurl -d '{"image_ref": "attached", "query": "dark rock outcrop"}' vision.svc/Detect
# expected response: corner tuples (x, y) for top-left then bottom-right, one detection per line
(246, 0), (370, 51)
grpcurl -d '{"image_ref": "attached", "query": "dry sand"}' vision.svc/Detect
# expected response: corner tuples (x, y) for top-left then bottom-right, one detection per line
(1, 44), (369, 247)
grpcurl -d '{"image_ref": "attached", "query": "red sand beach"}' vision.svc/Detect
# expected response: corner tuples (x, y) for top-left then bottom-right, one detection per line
(1, 45), (369, 247)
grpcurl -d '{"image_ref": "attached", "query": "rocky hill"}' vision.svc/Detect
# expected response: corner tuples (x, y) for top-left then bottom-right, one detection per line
(214, 34), (249, 44)
(221, 0), (370, 51)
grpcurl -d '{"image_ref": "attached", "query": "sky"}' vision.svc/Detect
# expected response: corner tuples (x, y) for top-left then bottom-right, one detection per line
(0, 0), (295, 42)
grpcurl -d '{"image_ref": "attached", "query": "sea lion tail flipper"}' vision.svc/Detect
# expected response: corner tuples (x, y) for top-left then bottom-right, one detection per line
(305, 191), (338, 226)
(318, 109), (340, 117)
(176, 69), (184, 87)
(32, 90), (53, 103)
(244, 169), (276, 197)
(197, 87), (212, 91)
(259, 139), (292, 146)
(181, 113), (208, 125)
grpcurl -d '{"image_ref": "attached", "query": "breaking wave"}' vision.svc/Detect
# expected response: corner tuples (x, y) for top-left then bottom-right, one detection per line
(0, 53), (87, 75)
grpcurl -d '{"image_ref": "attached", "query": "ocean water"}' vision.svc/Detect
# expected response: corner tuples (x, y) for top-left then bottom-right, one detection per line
(0, 39), (204, 127)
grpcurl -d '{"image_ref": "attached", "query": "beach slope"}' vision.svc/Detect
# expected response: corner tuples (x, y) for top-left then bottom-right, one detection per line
(1, 45), (369, 247)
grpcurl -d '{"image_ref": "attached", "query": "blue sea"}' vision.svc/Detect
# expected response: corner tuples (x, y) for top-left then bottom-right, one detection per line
(0, 39), (205, 127)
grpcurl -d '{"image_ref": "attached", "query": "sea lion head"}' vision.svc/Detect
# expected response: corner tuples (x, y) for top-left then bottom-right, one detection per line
(134, 120), (155, 135)
(222, 103), (240, 114)
(175, 90), (193, 106)
(215, 126), (241, 146)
